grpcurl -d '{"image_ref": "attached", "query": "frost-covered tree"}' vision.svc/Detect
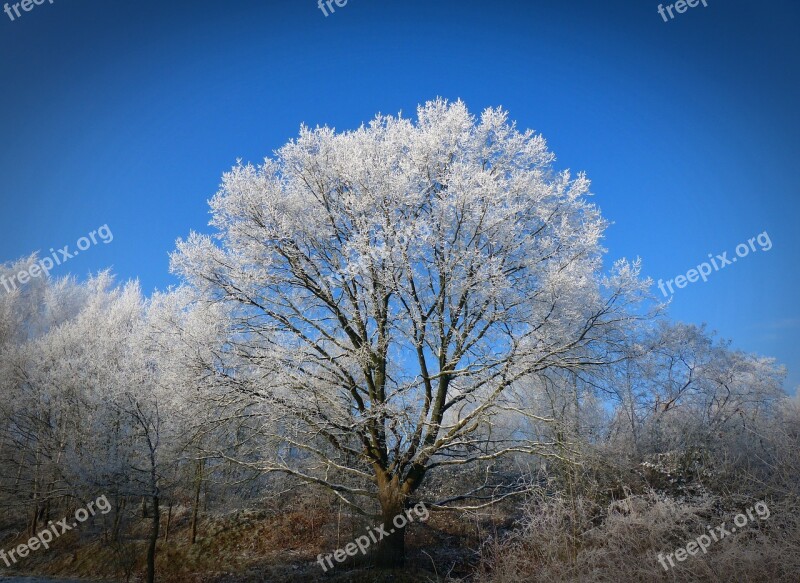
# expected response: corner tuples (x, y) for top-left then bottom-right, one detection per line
(0, 268), (197, 583)
(172, 99), (650, 566)
(0, 268), (112, 535)
(141, 288), (232, 545)
(608, 322), (786, 452)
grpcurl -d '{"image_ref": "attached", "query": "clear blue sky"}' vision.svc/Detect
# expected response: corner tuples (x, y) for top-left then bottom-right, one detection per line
(1, 0), (797, 391)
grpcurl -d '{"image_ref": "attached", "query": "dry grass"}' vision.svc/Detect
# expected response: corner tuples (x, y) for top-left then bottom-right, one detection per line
(473, 491), (800, 583)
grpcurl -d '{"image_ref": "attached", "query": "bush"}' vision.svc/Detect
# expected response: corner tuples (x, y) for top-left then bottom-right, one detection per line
(476, 491), (800, 583)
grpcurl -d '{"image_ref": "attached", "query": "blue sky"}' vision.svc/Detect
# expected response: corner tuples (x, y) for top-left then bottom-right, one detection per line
(0, 0), (797, 390)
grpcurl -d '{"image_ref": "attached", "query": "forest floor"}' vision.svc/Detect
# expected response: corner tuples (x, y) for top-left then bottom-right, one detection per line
(0, 496), (505, 582)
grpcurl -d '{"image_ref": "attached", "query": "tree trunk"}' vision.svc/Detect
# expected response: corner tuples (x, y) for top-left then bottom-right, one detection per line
(29, 445), (42, 537)
(374, 475), (406, 568)
(163, 502), (173, 542)
(190, 458), (204, 544)
(146, 494), (159, 583)
(28, 503), (38, 538)
(112, 496), (126, 541)
(146, 439), (160, 583)
(375, 517), (405, 568)
(12, 458), (22, 495)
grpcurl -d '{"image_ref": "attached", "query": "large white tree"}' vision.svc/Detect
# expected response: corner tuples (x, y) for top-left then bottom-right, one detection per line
(171, 99), (650, 566)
